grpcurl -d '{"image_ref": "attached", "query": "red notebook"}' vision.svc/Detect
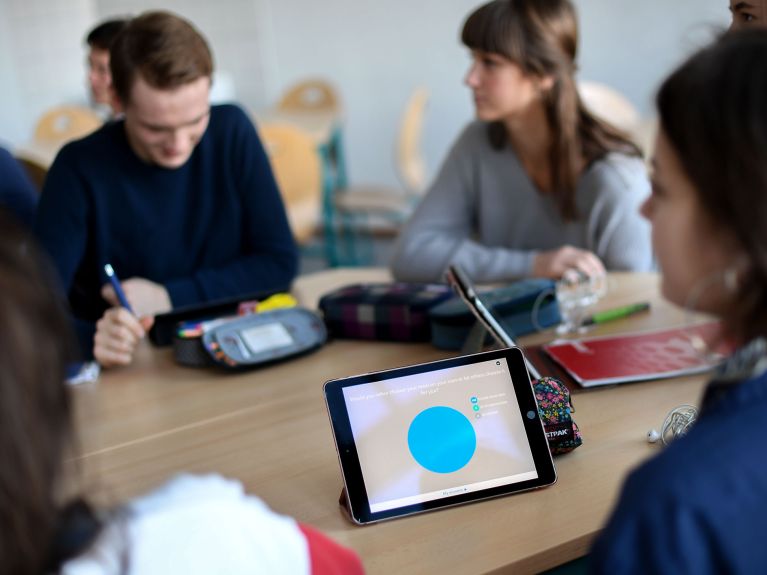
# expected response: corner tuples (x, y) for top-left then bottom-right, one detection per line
(542, 323), (721, 388)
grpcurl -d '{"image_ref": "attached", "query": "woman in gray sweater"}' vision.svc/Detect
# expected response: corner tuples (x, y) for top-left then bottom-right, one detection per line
(391, 0), (653, 283)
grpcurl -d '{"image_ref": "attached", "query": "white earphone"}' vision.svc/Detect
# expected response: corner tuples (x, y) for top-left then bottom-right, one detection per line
(646, 405), (698, 446)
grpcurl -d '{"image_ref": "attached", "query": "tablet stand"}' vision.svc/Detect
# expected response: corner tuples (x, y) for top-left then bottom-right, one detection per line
(338, 488), (353, 521)
(460, 321), (493, 355)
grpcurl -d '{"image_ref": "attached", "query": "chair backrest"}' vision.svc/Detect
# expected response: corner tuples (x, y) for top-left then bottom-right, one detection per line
(633, 116), (658, 164)
(258, 123), (322, 244)
(15, 155), (48, 192)
(277, 79), (340, 114)
(395, 86), (429, 196)
(578, 81), (640, 137)
(33, 105), (103, 144)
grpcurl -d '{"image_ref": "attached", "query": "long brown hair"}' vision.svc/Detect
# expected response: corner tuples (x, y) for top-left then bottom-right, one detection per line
(0, 212), (97, 574)
(461, 0), (640, 220)
(658, 30), (767, 344)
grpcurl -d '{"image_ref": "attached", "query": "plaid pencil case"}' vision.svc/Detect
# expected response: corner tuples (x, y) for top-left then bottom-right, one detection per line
(318, 283), (453, 342)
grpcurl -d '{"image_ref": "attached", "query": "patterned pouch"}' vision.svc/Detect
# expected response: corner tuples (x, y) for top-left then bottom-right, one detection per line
(533, 376), (582, 455)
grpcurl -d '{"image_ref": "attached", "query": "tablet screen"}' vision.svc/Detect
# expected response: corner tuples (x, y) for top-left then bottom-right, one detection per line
(325, 348), (556, 524)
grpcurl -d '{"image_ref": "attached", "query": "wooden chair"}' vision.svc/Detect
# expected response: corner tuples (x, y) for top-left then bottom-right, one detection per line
(33, 105), (102, 145)
(258, 123), (323, 245)
(633, 116), (658, 166)
(578, 81), (656, 168)
(331, 87), (430, 263)
(396, 86), (429, 196)
(335, 86), (429, 216)
(277, 79), (341, 114)
(578, 81), (640, 138)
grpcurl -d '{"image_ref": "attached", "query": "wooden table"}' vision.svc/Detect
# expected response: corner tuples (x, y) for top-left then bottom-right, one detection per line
(72, 270), (710, 574)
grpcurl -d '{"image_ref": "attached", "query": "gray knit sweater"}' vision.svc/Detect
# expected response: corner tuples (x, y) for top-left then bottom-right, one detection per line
(390, 121), (653, 283)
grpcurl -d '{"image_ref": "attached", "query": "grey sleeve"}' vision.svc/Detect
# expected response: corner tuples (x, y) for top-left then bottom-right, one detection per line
(586, 157), (655, 272)
(390, 128), (536, 283)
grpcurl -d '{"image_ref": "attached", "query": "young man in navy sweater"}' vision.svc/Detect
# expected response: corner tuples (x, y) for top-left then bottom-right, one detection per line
(35, 11), (298, 367)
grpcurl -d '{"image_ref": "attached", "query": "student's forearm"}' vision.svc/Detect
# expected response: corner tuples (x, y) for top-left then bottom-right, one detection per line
(164, 251), (298, 308)
(392, 234), (535, 283)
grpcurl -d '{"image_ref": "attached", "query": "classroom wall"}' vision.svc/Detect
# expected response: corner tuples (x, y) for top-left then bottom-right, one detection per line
(265, 0), (480, 193)
(0, 0), (95, 149)
(0, 8), (26, 149)
(577, 0), (727, 113)
(0, 0), (728, 187)
(96, 0), (271, 108)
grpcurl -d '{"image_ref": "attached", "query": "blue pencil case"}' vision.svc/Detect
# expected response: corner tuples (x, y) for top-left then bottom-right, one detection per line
(428, 278), (561, 350)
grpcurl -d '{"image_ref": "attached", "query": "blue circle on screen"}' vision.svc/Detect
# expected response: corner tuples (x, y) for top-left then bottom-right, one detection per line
(407, 406), (476, 473)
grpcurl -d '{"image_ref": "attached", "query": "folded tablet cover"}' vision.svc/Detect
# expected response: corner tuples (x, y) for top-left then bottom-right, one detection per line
(542, 322), (720, 387)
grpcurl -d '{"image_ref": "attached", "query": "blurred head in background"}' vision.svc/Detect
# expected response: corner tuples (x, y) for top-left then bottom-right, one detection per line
(85, 18), (129, 109)
(730, 0), (767, 29)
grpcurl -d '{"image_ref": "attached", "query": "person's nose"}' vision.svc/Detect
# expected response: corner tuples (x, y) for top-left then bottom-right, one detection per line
(464, 63), (480, 88)
(176, 130), (189, 152)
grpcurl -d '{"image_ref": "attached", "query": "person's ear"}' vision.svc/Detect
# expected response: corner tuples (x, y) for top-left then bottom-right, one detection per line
(537, 75), (555, 93)
(731, 253), (752, 287)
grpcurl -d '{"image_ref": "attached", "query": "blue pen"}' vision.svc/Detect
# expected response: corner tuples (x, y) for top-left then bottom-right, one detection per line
(104, 263), (134, 314)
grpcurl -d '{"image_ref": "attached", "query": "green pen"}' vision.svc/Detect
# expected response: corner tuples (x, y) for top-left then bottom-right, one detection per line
(582, 302), (650, 326)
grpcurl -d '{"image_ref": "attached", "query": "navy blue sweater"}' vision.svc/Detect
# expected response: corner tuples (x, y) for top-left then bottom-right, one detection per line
(591, 362), (767, 574)
(35, 104), (298, 341)
(0, 145), (38, 228)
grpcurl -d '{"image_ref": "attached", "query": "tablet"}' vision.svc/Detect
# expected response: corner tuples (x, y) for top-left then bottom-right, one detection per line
(324, 347), (557, 524)
(445, 264), (542, 380)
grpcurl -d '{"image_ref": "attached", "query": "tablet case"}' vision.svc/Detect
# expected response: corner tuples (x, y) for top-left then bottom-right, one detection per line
(429, 279), (561, 350)
(318, 283), (453, 342)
